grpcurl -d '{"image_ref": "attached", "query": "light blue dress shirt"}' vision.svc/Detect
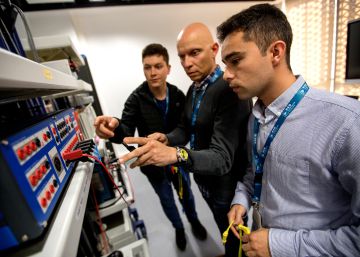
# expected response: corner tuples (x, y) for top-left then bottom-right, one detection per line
(232, 75), (360, 256)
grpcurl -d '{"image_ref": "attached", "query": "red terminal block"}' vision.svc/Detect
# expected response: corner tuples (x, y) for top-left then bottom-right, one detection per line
(36, 169), (43, 180)
(31, 141), (37, 151)
(40, 164), (47, 174)
(30, 175), (38, 187)
(41, 198), (47, 208)
(46, 190), (51, 200)
(25, 144), (32, 155)
(17, 148), (26, 160)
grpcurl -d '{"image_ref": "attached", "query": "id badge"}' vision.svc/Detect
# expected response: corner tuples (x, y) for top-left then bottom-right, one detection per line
(252, 202), (262, 230)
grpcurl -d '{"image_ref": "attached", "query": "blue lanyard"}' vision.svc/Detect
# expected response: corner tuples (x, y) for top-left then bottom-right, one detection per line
(190, 66), (222, 149)
(153, 87), (169, 117)
(252, 83), (309, 202)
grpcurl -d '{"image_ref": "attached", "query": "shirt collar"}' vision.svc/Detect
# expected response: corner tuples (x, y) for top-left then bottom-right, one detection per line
(193, 65), (221, 90)
(253, 75), (305, 124)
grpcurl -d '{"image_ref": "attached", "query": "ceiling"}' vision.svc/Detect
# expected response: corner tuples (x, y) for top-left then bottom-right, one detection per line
(10, 0), (271, 12)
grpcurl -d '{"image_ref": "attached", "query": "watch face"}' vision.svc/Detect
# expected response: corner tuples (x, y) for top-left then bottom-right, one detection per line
(180, 149), (188, 160)
(177, 147), (188, 163)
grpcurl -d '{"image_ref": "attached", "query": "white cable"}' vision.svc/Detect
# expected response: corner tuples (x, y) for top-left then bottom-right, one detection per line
(0, 20), (10, 50)
(12, 3), (41, 62)
(0, 15), (21, 54)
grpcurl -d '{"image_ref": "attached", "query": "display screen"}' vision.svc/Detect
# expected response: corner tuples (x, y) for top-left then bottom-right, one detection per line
(345, 19), (360, 82)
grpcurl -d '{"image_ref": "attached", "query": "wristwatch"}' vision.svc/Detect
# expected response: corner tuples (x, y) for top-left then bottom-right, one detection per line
(176, 147), (188, 164)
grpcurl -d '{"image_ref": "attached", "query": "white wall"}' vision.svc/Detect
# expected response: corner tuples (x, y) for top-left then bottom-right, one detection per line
(19, 2), (276, 117)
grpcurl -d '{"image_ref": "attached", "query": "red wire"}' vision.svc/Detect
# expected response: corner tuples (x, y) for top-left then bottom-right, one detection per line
(83, 154), (130, 206)
(91, 185), (110, 253)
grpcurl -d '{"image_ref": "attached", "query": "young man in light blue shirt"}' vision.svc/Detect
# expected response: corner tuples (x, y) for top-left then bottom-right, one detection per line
(218, 3), (360, 257)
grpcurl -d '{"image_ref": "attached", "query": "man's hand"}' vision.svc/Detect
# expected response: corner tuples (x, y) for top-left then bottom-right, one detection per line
(147, 132), (169, 145)
(227, 204), (247, 239)
(242, 228), (270, 257)
(94, 116), (119, 139)
(119, 137), (177, 168)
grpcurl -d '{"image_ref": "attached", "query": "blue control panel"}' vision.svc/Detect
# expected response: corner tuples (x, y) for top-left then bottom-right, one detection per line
(0, 108), (82, 251)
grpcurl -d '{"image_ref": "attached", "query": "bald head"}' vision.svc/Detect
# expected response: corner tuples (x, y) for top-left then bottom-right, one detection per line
(177, 22), (215, 46)
(176, 22), (219, 83)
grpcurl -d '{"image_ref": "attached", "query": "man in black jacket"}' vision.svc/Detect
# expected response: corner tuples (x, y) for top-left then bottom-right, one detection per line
(94, 43), (206, 251)
(119, 24), (252, 257)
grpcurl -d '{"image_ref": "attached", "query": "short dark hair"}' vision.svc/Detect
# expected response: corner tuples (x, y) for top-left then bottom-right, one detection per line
(142, 43), (169, 65)
(217, 4), (293, 69)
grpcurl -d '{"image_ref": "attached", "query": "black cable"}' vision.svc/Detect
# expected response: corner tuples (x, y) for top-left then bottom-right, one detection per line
(122, 142), (136, 152)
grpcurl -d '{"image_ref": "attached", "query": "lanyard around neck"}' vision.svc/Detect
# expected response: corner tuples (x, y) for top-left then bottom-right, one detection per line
(153, 86), (169, 117)
(252, 82), (309, 202)
(190, 66), (222, 149)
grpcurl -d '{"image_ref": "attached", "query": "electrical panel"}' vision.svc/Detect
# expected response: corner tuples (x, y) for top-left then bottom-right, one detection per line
(0, 108), (81, 251)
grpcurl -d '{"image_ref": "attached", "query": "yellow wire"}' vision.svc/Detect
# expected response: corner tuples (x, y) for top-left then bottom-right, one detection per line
(222, 220), (234, 244)
(178, 172), (183, 199)
(170, 166), (183, 200)
(238, 224), (251, 235)
(239, 230), (243, 257)
(222, 221), (250, 257)
(237, 224), (250, 257)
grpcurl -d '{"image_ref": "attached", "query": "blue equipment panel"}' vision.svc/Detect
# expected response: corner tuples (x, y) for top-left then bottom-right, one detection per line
(0, 108), (82, 251)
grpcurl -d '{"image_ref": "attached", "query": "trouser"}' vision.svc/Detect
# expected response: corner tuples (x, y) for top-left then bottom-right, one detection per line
(145, 169), (198, 229)
(197, 182), (240, 257)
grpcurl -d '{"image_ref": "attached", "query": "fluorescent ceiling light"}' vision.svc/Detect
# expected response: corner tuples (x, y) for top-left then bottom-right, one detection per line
(26, 0), (74, 4)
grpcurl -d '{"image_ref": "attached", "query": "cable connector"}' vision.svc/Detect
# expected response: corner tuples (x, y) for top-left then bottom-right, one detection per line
(222, 221), (251, 245)
(237, 224), (250, 235)
(222, 220), (234, 245)
(122, 142), (136, 152)
(63, 149), (83, 161)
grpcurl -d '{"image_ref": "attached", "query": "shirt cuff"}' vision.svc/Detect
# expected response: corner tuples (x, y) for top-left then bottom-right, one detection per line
(231, 182), (252, 211)
(269, 228), (297, 257)
(231, 192), (251, 211)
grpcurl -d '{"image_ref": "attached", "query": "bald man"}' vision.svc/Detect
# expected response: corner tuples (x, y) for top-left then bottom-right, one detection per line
(121, 23), (252, 256)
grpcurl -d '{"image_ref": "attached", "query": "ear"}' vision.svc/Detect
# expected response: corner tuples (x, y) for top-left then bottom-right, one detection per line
(167, 64), (171, 75)
(269, 40), (286, 67)
(211, 42), (219, 57)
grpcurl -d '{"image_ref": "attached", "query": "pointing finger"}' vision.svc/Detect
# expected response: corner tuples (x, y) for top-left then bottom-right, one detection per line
(123, 137), (150, 146)
(119, 143), (149, 164)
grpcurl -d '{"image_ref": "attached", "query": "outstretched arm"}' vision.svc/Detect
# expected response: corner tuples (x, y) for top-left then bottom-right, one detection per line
(119, 137), (177, 168)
